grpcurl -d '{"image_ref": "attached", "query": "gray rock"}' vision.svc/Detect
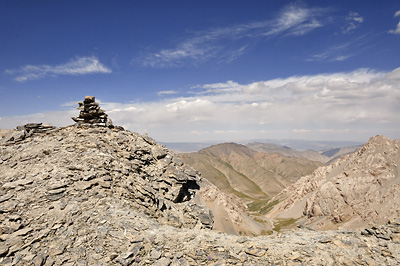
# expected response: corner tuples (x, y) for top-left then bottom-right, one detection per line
(171, 257), (188, 266)
(151, 249), (162, 260)
(0, 245), (9, 257)
(115, 244), (143, 265)
(153, 257), (171, 266)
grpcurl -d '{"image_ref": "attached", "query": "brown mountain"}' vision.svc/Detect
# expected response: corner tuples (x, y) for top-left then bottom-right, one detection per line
(267, 135), (400, 230)
(179, 143), (323, 209)
(247, 142), (360, 163)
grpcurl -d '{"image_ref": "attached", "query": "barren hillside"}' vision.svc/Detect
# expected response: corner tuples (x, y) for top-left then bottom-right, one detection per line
(180, 143), (322, 200)
(267, 135), (400, 230)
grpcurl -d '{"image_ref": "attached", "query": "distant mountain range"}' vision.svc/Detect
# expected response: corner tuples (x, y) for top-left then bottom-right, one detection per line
(246, 142), (361, 163)
(247, 139), (364, 151)
(179, 143), (323, 208)
(163, 139), (364, 153)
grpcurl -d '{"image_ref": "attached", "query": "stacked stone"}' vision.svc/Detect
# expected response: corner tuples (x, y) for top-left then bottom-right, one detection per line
(72, 96), (113, 127)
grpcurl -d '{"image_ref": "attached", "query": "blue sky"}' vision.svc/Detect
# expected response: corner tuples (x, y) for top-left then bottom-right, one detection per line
(1, 0), (400, 142)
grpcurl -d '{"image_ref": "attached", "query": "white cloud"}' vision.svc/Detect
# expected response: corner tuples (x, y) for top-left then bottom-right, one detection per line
(332, 55), (352, 61)
(157, 90), (179, 96)
(202, 80), (240, 89)
(137, 4), (328, 68)
(389, 10), (400, 34)
(101, 67), (400, 141)
(2, 67), (399, 142)
(342, 12), (364, 34)
(5, 56), (111, 82)
(266, 4), (325, 36)
(194, 80), (243, 94)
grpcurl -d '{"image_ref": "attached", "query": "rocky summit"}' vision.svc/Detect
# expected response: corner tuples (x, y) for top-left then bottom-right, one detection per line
(0, 98), (399, 265)
(0, 124), (216, 265)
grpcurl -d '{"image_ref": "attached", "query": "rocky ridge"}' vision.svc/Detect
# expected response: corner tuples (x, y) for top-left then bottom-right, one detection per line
(267, 135), (400, 230)
(0, 124), (214, 264)
(0, 126), (399, 264)
(0, 123), (56, 144)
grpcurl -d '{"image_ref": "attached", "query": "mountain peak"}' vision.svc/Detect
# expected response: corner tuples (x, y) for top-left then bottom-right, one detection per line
(267, 135), (400, 230)
(364, 135), (398, 150)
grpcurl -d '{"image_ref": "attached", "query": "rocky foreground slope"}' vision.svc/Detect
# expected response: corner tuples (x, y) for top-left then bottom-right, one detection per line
(0, 125), (399, 265)
(268, 135), (400, 231)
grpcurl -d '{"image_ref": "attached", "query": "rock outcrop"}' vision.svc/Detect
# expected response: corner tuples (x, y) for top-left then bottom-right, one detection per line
(267, 135), (400, 230)
(0, 123), (56, 145)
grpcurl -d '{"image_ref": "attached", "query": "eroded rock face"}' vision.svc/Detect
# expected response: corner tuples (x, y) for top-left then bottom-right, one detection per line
(268, 135), (400, 230)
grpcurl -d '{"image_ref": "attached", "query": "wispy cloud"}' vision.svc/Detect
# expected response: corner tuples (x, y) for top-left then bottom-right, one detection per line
(307, 34), (372, 62)
(265, 4), (325, 36)
(388, 10), (400, 34)
(193, 80), (243, 94)
(157, 90), (179, 96)
(5, 56), (111, 82)
(307, 42), (354, 62)
(137, 4), (329, 68)
(342, 12), (364, 34)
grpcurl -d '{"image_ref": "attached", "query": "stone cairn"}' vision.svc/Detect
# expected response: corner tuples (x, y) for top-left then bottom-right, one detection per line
(72, 96), (113, 128)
